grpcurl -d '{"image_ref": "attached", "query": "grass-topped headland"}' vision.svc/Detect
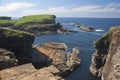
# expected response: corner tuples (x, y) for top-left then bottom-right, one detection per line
(0, 14), (65, 35)
(0, 20), (16, 27)
(0, 28), (31, 37)
(0, 14), (56, 28)
(15, 14), (56, 28)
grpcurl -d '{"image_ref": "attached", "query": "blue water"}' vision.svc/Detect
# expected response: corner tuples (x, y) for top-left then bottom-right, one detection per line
(34, 18), (120, 80)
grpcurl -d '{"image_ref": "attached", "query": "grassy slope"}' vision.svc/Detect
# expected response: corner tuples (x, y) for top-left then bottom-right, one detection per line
(0, 20), (16, 27)
(0, 28), (30, 37)
(15, 14), (55, 27)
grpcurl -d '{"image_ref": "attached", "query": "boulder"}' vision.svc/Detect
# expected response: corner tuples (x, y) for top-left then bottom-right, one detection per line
(0, 48), (18, 70)
(0, 28), (35, 63)
(90, 26), (120, 80)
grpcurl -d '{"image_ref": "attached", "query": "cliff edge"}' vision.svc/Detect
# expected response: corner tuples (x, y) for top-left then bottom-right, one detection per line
(90, 26), (120, 80)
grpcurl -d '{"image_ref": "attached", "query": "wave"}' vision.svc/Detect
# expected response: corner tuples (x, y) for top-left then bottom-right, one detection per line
(94, 29), (105, 32)
(61, 22), (106, 33)
(62, 23), (75, 26)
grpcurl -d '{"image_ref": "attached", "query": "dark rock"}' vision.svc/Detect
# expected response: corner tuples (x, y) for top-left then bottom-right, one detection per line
(0, 48), (18, 70)
(0, 16), (11, 20)
(0, 28), (35, 63)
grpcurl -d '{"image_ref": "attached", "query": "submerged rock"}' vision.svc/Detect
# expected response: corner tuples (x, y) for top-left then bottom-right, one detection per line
(79, 26), (95, 31)
(0, 28), (34, 63)
(0, 48), (18, 70)
(75, 23), (95, 32)
(90, 26), (120, 80)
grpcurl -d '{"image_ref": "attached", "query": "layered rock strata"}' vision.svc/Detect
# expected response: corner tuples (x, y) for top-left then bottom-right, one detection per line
(90, 26), (120, 80)
(0, 42), (81, 80)
(32, 42), (81, 76)
(0, 63), (64, 80)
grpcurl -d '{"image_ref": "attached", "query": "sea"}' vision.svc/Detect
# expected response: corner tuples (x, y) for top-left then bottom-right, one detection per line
(33, 18), (120, 80)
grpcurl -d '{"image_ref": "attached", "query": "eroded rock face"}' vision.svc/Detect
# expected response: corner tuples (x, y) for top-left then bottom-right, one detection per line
(0, 28), (34, 63)
(90, 26), (120, 80)
(0, 63), (64, 80)
(17, 23), (62, 35)
(33, 42), (81, 76)
(0, 48), (18, 70)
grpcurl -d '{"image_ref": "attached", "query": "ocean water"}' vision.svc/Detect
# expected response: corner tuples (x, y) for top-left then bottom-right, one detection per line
(34, 18), (120, 80)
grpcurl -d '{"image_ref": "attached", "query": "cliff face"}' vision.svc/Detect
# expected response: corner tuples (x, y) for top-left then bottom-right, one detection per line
(90, 26), (120, 80)
(0, 28), (35, 63)
(18, 23), (62, 35)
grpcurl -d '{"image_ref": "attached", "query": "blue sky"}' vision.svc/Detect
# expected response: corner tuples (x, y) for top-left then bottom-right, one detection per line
(0, 0), (120, 18)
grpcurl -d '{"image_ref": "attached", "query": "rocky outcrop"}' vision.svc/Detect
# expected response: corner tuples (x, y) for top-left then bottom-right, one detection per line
(17, 23), (62, 35)
(0, 28), (35, 63)
(33, 42), (81, 76)
(0, 42), (80, 80)
(0, 48), (18, 70)
(15, 21), (73, 35)
(0, 63), (64, 80)
(75, 23), (95, 32)
(79, 26), (95, 31)
(90, 26), (120, 80)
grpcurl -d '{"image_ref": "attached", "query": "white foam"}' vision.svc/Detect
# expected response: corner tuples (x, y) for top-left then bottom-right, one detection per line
(94, 29), (105, 32)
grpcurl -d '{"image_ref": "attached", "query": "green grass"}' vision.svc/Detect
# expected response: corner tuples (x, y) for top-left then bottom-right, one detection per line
(15, 14), (55, 28)
(0, 20), (16, 27)
(0, 28), (28, 37)
(93, 31), (113, 45)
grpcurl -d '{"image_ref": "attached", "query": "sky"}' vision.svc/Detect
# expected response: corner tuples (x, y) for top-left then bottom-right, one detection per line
(0, 0), (120, 18)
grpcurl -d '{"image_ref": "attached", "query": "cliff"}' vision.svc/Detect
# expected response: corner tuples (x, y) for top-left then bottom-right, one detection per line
(0, 14), (74, 35)
(0, 28), (35, 63)
(14, 14), (72, 35)
(14, 14), (56, 28)
(90, 26), (120, 80)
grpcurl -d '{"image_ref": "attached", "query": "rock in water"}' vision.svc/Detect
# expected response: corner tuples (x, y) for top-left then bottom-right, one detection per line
(0, 48), (18, 70)
(90, 26), (120, 80)
(33, 42), (81, 76)
(0, 28), (34, 63)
